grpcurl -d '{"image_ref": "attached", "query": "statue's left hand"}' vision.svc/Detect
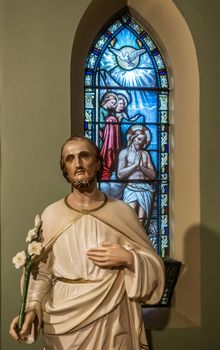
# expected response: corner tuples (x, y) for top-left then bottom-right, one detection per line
(86, 242), (134, 271)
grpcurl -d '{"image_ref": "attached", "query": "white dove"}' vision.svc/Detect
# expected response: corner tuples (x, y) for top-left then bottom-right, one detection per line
(109, 47), (146, 68)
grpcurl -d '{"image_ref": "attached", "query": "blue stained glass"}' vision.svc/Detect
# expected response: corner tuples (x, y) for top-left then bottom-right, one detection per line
(99, 28), (157, 87)
(160, 74), (168, 88)
(161, 153), (168, 173)
(85, 92), (95, 109)
(88, 54), (98, 69)
(161, 182), (169, 194)
(161, 173), (168, 180)
(160, 111), (168, 123)
(129, 19), (143, 34)
(161, 215), (168, 231)
(84, 13), (170, 256)
(85, 74), (92, 86)
(161, 235), (168, 254)
(121, 15), (130, 24)
(143, 36), (156, 51)
(161, 194), (168, 210)
(159, 93), (168, 111)
(161, 132), (168, 152)
(154, 54), (165, 69)
(95, 35), (108, 50)
(108, 20), (122, 34)
(85, 130), (92, 139)
(85, 110), (92, 122)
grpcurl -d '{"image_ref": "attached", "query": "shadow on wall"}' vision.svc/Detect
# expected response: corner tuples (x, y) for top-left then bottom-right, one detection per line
(144, 224), (220, 349)
(199, 224), (220, 347)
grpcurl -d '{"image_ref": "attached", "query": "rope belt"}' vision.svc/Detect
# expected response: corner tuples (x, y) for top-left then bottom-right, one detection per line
(55, 277), (95, 284)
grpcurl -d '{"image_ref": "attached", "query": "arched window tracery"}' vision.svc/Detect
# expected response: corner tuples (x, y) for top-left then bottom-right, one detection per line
(84, 13), (170, 257)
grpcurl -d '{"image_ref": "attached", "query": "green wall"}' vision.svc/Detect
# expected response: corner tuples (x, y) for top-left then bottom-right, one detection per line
(1, 0), (220, 349)
(0, 1), (91, 349)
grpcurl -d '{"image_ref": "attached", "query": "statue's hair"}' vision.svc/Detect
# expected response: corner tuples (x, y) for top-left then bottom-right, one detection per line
(60, 135), (103, 182)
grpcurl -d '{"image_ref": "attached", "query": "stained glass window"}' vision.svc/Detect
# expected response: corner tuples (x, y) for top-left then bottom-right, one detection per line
(84, 13), (170, 257)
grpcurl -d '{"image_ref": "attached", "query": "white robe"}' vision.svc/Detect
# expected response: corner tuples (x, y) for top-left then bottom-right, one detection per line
(25, 196), (164, 350)
(123, 182), (155, 218)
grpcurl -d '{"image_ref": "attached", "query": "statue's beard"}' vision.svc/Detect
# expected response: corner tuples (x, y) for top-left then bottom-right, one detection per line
(72, 175), (96, 190)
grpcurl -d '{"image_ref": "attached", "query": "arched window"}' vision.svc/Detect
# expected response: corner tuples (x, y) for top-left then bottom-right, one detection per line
(84, 13), (169, 257)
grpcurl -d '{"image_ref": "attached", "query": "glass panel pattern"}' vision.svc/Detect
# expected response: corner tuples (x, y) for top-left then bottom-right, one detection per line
(84, 14), (170, 256)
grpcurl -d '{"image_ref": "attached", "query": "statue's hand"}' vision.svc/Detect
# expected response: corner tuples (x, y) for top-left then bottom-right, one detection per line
(86, 242), (134, 271)
(9, 310), (36, 342)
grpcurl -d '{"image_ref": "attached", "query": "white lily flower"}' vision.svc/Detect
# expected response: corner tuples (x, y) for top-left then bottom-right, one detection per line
(12, 251), (26, 269)
(26, 228), (38, 243)
(28, 241), (43, 256)
(34, 215), (42, 230)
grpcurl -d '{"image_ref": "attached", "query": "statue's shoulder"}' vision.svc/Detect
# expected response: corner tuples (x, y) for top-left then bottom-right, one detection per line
(102, 196), (144, 235)
(40, 197), (76, 242)
(106, 196), (136, 214)
(41, 197), (66, 219)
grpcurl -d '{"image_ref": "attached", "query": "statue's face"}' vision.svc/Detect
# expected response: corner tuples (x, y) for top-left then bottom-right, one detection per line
(62, 140), (100, 189)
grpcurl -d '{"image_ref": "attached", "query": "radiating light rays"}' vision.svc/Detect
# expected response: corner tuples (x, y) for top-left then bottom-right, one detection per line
(100, 52), (156, 87)
(100, 51), (116, 71)
(109, 66), (156, 88)
(99, 28), (156, 88)
(115, 28), (138, 49)
(127, 90), (157, 120)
